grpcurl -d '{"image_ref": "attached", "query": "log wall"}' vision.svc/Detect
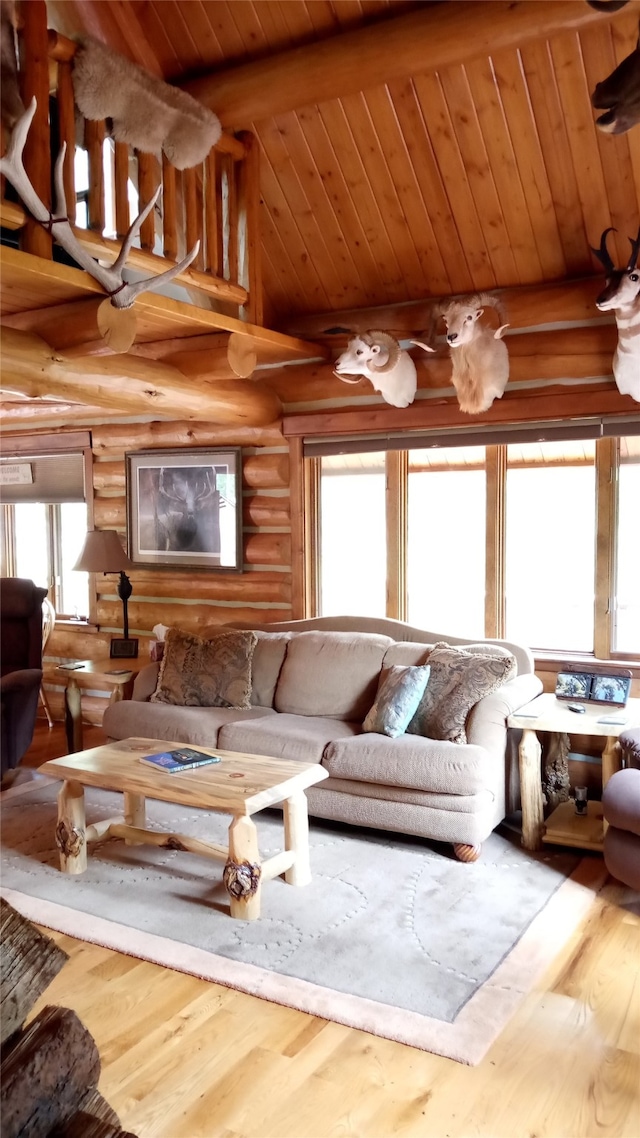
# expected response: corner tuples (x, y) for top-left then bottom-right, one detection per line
(44, 419), (292, 723)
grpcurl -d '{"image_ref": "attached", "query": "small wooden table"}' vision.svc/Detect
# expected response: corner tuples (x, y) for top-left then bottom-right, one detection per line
(57, 658), (151, 754)
(508, 693), (640, 853)
(40, 737), (329, 920)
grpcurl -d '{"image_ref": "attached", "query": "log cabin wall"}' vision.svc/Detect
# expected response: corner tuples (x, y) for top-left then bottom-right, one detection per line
(42, 419), (292, 725)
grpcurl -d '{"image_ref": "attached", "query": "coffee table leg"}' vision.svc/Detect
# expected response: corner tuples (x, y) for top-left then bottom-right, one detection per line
(224, 815), (262, 920)
(124, 792), (146, 845)
(55, 780), (87, 874)
(283, 791), (311, 886)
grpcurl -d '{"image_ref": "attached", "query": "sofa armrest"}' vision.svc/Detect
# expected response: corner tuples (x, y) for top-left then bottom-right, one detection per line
(466, 673), (544, 754)
(132, 663), (159, 702)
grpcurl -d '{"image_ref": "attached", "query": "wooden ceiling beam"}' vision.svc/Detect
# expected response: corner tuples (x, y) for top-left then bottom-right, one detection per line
(0, 327), (282, 425)
(181, 1), (620, 129)
(281, 278), (611, 341)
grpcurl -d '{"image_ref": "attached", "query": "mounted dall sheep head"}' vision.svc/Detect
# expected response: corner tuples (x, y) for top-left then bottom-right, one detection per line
(412, 293), (510, 415)
(333, 331), (417, 408)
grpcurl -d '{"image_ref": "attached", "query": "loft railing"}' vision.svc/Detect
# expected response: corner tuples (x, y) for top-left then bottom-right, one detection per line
(0, 13), (262, 324)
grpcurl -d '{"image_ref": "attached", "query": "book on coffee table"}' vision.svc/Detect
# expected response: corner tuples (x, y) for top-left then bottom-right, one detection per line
(140, 747), (222, 772)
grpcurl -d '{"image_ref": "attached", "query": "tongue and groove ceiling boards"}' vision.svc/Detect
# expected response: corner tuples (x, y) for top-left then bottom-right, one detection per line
(46, 0), (640, 326)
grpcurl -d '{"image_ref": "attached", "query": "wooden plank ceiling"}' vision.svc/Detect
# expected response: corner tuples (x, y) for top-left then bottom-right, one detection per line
(45, 0), (640, 330)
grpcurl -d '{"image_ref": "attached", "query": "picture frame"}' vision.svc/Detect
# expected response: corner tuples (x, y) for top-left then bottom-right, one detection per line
(110, 638), (139, 659)
(555, 663), (632, 708)
(590, 673), (632, 707)
(126, 448), (243, 572)
(555, 671), (593, 701)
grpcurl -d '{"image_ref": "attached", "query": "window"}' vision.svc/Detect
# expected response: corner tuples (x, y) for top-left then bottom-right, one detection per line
(505, 441), (596, 651)
(3, 502), (89, 620)
(408, 446), (486, 636)
(310, 432), (638, 660)
(614, 436), (640, 654)
(0, 441), (91, 620)
(320, 453), (386, 616)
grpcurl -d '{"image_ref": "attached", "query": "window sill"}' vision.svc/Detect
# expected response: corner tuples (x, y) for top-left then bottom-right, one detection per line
(55, 619), (98, 633)
(534, 651), (640, 679)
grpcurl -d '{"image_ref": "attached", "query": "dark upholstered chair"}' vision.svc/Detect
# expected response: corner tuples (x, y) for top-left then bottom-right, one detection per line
(602, 729), (640, 891)
(1, 578), (48, 775)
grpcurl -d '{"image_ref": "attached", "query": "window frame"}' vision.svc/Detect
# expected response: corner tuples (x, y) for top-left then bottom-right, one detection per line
(0, 434), (95, 625)
(304, 435), (638, 664)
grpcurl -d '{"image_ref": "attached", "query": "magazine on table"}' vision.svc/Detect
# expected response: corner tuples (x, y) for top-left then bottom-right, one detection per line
(140, 747), (222, 772)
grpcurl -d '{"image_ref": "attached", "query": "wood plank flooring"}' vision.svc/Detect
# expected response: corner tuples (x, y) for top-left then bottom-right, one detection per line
(12, 721), (640, 1138)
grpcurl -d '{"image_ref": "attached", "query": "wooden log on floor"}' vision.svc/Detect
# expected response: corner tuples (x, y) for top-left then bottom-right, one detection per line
(0, 1005), (101, 1138)
(0, 898), (69, 1046)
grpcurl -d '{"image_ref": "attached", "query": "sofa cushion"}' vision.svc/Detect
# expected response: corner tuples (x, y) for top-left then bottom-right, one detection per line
(250, 631), (291, 707)
(151, 627), (257, 708)
(323, 734), (495, 795)
(407, 643), (517, 744)
(103, 700), (276, 745)
(274, 631), (393, 720)
(363, 664), (431, 738)
(218, 713), (361, 764)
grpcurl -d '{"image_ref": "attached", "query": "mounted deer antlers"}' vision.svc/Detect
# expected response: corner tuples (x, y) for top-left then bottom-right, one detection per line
(0, 98), (200, 309)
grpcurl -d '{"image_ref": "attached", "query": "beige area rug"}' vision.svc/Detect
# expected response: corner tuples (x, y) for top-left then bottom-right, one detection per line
(0, 778), (606, 1065)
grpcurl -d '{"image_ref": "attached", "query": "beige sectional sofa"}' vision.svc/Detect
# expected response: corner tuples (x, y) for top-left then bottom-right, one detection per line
(102, 616), (542, 860)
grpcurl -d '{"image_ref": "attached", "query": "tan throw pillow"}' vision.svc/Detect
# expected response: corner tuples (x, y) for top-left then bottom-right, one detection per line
(363, 664), (431, 738)
(407, 642), (516, 744)
(151, 627), (257, 708)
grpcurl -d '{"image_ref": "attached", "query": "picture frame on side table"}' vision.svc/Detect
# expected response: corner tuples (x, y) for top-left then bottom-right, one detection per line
(126, 448), (243, 572)
(555, 663), (632, 708)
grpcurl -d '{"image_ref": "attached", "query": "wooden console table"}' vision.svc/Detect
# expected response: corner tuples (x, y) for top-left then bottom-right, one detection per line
(508, 693), (640, 853)
(57, 657), (151, 753)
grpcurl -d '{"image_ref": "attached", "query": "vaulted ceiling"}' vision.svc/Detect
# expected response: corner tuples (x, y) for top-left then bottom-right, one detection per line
(45, 0), (640, 332)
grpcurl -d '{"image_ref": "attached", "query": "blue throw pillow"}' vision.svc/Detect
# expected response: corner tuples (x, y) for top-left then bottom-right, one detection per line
(363, 664), (431, 738)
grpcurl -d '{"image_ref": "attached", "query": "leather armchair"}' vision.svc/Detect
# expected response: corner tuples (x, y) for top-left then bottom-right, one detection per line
(1, 578), (48, 775)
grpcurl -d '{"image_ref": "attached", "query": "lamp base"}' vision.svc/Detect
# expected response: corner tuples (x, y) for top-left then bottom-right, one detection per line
(110, 638), (139, 659)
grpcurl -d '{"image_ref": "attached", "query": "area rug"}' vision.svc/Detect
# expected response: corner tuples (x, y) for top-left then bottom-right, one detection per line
(0, 777), (606, 1065)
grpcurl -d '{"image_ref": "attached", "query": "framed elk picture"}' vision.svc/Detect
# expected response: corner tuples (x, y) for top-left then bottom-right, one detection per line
(126, 448), (243, 571)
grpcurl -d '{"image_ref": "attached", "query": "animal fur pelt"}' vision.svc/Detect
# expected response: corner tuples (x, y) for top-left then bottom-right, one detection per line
(1, 0), (24, 129)
(72, 37), (221, 169)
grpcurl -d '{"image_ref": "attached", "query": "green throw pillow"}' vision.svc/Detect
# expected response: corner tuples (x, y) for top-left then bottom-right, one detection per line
(363, 664), (431, 738)
(407, 642), (516, 744)
(151, 627), (258, 708)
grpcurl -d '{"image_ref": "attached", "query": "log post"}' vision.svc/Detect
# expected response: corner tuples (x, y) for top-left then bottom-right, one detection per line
(0, 899), (68, 1047)
(18, 0), (51, 258)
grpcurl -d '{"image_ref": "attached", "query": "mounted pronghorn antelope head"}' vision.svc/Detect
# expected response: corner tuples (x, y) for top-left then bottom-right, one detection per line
(0, 98), (200, 310)
(591, 21), (640, 134)
(590, 226), (640, 401)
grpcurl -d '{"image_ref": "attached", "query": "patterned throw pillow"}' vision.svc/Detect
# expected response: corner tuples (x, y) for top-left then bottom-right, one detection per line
(363, 664), (431, 738)
(407, 642), (516, 744)
(151, 627), (258, 708)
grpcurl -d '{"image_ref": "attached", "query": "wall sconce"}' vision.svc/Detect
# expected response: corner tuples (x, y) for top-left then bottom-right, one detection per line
(74, 529), (139, 658)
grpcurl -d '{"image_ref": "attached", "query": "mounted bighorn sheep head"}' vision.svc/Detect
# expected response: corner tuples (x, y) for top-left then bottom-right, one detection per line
(590, 226), (640, 401)
(591, 21), (640, 134)
(412, 293), (510, 415)
(333, 330), (417, 408)
(0, 98), (200, 310)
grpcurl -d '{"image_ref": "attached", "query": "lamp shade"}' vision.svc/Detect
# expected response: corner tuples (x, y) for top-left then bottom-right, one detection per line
(74, 530), (133, 573)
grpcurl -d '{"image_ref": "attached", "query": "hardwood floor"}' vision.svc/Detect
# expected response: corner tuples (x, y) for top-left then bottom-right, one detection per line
(12, 721), (640, 1138)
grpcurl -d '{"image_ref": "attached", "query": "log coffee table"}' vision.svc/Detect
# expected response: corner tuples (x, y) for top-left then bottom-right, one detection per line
(39, 737), (329, 921)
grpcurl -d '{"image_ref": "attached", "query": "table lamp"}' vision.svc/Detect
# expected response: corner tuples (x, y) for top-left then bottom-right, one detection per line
(74, 529), (139, 657)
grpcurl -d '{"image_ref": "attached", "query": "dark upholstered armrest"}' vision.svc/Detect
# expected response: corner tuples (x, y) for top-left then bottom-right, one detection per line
(0, 669), (43, 695)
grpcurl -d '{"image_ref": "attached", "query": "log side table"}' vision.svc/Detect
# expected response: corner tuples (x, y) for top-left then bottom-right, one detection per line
(57, 657), (151, 754)
(508, 692), (640, 853)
